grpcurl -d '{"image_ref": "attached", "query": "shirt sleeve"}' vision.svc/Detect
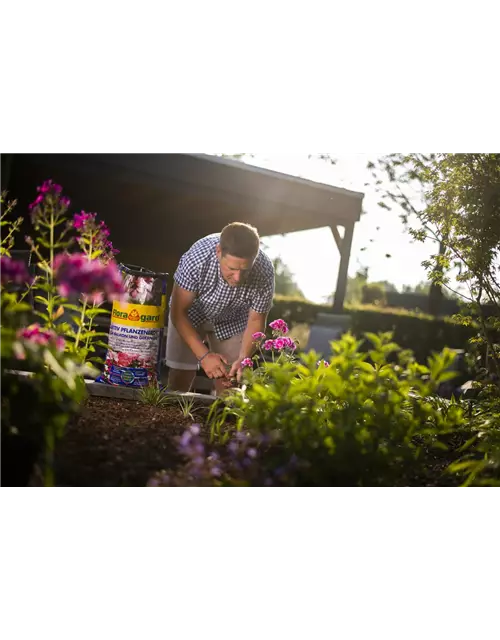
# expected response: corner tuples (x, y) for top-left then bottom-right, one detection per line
(174, 250), (201, 292)
(250, 256), (275, 314)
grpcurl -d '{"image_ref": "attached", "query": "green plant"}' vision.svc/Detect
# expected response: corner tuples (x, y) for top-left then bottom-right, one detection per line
(361, 282), (387, 306)
(24, 184), (123, 365)
(209, 331), (469, 486)
(139, 382), (170, 407)
(176, 395), (197, 421)
(1, 192), (23, 257)
(1, 180), (124, 485)
(1, 325), (91, 486)
(269, 295), (479, 364)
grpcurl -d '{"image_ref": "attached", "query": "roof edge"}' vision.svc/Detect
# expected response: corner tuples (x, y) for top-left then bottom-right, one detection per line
(188, 154), (365, 201)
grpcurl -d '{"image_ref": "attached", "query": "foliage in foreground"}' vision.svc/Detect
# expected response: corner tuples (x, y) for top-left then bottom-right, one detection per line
(149, 327), (500, 487)
(1, 184), (124, 486)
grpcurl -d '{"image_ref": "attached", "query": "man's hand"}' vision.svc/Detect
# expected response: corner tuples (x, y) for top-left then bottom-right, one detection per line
(200, 352), (229, 380)
(228, 360), (243, 384)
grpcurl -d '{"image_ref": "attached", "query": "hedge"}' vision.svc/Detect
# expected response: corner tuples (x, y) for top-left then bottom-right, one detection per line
(269, 295), (478, 363)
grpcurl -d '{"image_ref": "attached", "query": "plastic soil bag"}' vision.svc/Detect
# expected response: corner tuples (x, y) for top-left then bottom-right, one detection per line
(97, 264), (168, 387)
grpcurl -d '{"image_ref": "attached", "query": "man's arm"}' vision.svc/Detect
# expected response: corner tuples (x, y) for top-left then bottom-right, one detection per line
(170, 284), (209, 361)
(239, 309), (268, 360)
(170, 284), (229, 380)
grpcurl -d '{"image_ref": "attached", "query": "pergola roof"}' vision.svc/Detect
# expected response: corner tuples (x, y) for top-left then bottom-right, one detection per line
(3, 153), (364, 282)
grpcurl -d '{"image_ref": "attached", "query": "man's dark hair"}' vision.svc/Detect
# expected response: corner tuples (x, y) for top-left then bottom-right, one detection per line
(219, 222), (260, 259)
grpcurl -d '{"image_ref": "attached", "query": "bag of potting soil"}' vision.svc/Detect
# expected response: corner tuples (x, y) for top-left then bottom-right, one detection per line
(97, 264), (168, 387)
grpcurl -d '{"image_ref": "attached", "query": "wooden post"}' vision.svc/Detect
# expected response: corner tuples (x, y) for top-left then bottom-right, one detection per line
(332, 223), (354, 313)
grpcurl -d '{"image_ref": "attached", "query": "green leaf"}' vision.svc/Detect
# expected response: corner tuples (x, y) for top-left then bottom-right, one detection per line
(85, 307), (110, 318)
(64, 303), (84, 313)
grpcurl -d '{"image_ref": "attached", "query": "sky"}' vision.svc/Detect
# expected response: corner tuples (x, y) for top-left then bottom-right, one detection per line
(225, 154), (439, 304)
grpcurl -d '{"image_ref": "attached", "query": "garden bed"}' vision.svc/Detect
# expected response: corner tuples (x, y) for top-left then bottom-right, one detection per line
(54, 396), (214, 487)
(50, 395), (469, 487)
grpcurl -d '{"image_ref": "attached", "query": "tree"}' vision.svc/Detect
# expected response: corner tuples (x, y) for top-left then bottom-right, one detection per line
(273, 256), (305, 298)
(373, 153), (500, 381)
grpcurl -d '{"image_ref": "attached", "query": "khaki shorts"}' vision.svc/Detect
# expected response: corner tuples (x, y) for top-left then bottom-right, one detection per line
(165, 314), (243, 371)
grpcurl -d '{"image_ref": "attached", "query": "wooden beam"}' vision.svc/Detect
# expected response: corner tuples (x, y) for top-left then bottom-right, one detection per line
(331, 225), (343, 253)
(333, 223), (355, 313)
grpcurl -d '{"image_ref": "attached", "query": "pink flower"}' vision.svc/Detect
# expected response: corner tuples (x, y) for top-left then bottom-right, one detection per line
(53, 252), (125, 303)
(274, 338), (286, 350)
(29, 180), (67, 223)
(1, 256), (32, 287)
(73, 211), (96, 230)
(317, 360), (330, 368)
(240, 358), (253, 369)
(74, 212), (119, 263)
(269, 319), (289, 335)
(37, 179), (62, 195)
(16, 324), (65, 352)
(252, 332), (266, 342)
(283, 337), (297, 351)
(263, 339), (275, 351)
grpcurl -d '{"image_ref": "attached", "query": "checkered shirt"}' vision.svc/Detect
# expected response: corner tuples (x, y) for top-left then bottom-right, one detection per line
(173, 234), (275, 341)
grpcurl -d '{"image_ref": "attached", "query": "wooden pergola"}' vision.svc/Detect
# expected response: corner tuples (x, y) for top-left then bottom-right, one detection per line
(2, 153), (364, 312)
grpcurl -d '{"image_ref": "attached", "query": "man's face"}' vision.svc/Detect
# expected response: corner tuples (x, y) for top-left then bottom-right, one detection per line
(216, 246), (255, 286)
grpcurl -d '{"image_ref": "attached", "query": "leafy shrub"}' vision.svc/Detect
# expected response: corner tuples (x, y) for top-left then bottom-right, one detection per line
(361, 283), (387, 306)
(150, 322), (479, 487)
(269, 295), (478, 364)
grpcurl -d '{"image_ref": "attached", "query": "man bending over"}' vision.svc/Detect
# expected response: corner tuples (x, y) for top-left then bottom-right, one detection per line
(166, 222), (275, 394)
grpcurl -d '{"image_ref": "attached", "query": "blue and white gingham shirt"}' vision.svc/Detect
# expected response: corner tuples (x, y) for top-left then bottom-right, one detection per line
(173, 234), (275, 341)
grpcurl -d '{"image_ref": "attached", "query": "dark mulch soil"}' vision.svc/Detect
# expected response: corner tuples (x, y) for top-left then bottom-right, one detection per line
(55, 397), (212, 487)
(54, 397), (472, 487)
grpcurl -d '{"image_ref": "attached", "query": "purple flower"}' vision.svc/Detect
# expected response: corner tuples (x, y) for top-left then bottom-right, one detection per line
(29, 180), (67, 222)
(247, 448), (257, 459)
(263, 339), (275, 351)
(252, 331), (266, 342)
(228, 441), (239, 454)
(269, 319), (289, 335)
(190, 424), (201, 436)
(180, 431), (192, 447)
(1, 256), (32, 287)
(53, 252), (125, 303)
(240, 357), (253, 369)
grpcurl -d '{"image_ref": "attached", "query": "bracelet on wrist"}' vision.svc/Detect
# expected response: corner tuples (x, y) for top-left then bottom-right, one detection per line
(198, 350), (211, 364)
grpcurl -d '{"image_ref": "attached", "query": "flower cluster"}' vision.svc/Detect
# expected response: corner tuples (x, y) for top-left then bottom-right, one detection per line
(240, 357), (253, 369)
(1, 255), (32, 287)
(269, 319), (289, 334)
(147, 426), (302, 487)
(15, 324), (65, 358)
(252, 331), (266, 342)
(29, 179), (70, 223)
(53, 252), (125, 304)
(263, 336), (296, 351)
(148, 424), (222, 486)
(73, 211), (119, 264)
